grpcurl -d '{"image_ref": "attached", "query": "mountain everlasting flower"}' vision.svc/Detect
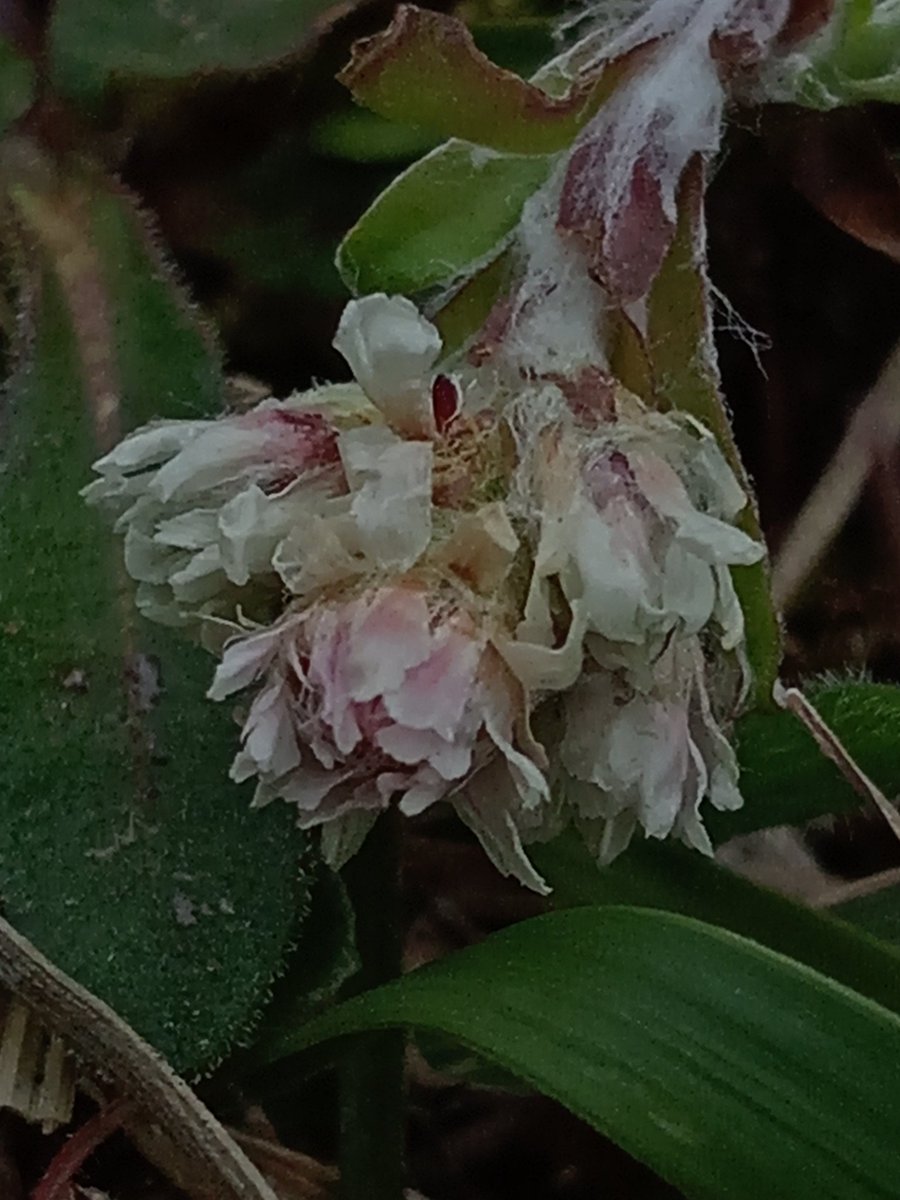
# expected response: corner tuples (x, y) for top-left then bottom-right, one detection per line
(87, 292), (765, 890)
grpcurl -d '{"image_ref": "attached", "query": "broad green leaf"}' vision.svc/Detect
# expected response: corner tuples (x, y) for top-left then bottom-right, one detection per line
(267, 907), (900, 1200)
(340, 5), (612, 156)
(532, 832), (900, 1017)
(50, 0), (339, 96)
(647, 163), (780, 703)
(722, 680), (900, 839)
(0, 40), (34, 137)
(0, 181), (314, 1076)
(835, 883), (900, 947)
(336, 139), (552, 296)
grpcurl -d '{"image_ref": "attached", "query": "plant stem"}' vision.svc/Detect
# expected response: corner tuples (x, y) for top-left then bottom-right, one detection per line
(338, 808), (406, 1200)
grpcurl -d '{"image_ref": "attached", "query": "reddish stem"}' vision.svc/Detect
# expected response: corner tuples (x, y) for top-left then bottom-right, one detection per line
(31, 1099), (131, 1200)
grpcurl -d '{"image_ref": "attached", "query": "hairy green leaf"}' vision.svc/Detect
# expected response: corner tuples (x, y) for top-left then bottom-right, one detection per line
(340, 5), (610, 155)
(267, 906), (900, 1199)
(0, 182), (314, 1076)
(336, 139), (552, 296)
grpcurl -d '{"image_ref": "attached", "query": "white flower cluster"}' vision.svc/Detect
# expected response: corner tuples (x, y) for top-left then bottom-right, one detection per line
(86, 294), (763, 892)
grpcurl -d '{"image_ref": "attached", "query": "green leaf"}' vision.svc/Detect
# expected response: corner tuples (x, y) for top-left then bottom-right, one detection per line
(647, 163), (780, 703)
(532, 832), (900, 1018)
(339, 5), (609, 156)
(782, 0), (900, 106)
(0, 181), (314, 1076)
(336, 139), (552, 296)
(265, 906), (900, 1199)
(49, 0), (339, 96)
(721, 680), (900, 839)
(0, 40), (34, 136)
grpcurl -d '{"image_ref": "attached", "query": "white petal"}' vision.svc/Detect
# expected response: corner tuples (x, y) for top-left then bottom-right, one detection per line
(660, 542), (716, 633)
(123, 524), (183, 585)
(713, 564), (745, 650)
(91, 419), (208, 475)
(333, 294), (440, 435)
(564, 501), (659, 643)
(169, 544), (226, 603)
(155, 509), (219, 550)
(207, 624), (286, 700)
(382, 626), (481, 738)
(497, 601), (587, 692)
(151, 424), (271, 503)
(339, 427), (432, 571)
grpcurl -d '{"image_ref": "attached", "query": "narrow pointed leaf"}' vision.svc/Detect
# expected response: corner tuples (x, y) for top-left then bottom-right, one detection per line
(532, 831), (900, 1017)
(266, 906), (900, 1200)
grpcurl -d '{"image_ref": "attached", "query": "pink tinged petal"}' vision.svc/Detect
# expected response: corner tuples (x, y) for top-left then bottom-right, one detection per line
(342, 589), (434, 703)
(339, 427), (432, 570)
(375, 724), (473, 781)
(243, 402), (340, 472)
(307, 609), (363, 756)
(207, 624), (286, 700)
(382, 627), (481, 738)
(629, 450), (763, 566)
(333, 294), (441, 435)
